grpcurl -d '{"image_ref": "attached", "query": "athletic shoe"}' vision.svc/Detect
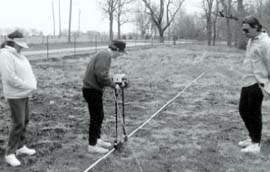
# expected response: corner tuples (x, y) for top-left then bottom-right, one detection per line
(97, 139), (112, 148)
(5, 154), (21, 167)
(88, 145), (109, 154)
(238, 138), (251, 147)
(241, 143), (260, 153)
(16, 145), (36, 156)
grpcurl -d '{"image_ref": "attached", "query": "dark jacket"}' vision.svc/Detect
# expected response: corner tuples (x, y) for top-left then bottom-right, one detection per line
(83, 50), (115, 91)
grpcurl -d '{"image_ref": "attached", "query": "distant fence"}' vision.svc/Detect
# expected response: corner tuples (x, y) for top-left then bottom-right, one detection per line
(0, 34), (192, 60)
(0, 34), (167, 47)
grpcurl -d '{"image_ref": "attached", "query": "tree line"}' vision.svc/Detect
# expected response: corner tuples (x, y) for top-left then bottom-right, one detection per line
(101, 0), (270, 49)
(2, 0), (269, 49)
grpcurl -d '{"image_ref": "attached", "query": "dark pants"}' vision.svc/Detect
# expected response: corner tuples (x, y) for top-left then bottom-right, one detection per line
(239, 83), (263, 143)
(82, 88), (104, 145)
(6, 98), (29, 155)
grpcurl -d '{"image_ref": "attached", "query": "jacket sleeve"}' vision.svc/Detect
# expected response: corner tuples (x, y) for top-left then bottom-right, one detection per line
(262, 44), (270, 94)
(251, 47), (269, 85)
(94, 54), (115, 88)
(0, 52), (34, 90)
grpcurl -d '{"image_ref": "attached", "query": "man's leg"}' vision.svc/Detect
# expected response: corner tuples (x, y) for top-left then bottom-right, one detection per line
(239, 87), (253, 136)
(247, 84), (263, 143)
(83, 89), (103, 146)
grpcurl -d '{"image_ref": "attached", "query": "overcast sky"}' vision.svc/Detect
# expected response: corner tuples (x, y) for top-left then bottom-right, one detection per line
(0, 0), (202, 35)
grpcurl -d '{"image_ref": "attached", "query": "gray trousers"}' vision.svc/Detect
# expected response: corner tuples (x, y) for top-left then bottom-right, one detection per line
(6, 98), (29, 155)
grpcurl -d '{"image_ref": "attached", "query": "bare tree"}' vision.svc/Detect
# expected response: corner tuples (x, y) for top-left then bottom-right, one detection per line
(135, 12), (151, 37)
(172, 11), (205, 40)
(217, 0), (246, 49)
(203, 0), (214, 46)
(134, 3), (152, 38)
(262, 0), (270, 32)
(220, 0), (233, 47)
(141, 0), (185, 43)
(52, 0), (56, 37)
(116, 0), (134, 39)
(236, 0), (245, 49)
(243, 0), (270, 33)
(212, 0), (220, 45)
(255, 0), (264, 18)
(100, 0), (119, 41)
(68, 0), (72, 42)
(254, 0), (270, 32)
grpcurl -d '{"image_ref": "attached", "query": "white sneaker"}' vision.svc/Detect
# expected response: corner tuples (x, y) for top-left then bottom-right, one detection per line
(5, 154), (21, 167)
(16, 145), (36, 156)
(238, 138), (252, 147)
(88, 145), (109, 154)
(97, 139), (112, 148)
(241, 143), (260, 153)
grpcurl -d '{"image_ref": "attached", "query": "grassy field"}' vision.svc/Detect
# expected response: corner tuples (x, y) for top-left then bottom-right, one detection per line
(1, 43), (270, 172)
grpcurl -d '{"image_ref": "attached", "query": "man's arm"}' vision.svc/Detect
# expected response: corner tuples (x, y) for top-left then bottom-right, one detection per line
(0, 52), (34, 90)
(94, 54), (115, 88)
(252, 48), (269, 84)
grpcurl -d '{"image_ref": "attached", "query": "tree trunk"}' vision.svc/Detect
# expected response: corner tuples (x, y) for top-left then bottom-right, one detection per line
(212, 0), (219, 46)
(226, 18), (232, 47)
(207, 18), (212, 46)
(158, 27), (164, 43)
(234, 24), (238, 47)
(117, 12), (121, 39)
(237, 0), (246, 49)
(212, 22), (216, 46)
(109, 13), (114, 41)
(220, 0), (233, 47)
(117, 0), (121, 40)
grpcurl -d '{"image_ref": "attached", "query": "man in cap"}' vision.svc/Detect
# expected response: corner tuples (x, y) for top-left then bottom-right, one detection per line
(82, 40), (126, 153)
(238, 16), (270, 153)
(0, 30), (37, 166)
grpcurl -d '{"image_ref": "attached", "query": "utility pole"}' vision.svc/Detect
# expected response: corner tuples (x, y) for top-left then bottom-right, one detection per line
(78, 9), (81, 36)
(68, 0), (72, 42)
(52, 0), (56, 37)
(59, 0), (62, 37)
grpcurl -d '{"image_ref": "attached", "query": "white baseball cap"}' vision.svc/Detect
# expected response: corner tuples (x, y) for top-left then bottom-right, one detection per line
(7, 30), (29, 49)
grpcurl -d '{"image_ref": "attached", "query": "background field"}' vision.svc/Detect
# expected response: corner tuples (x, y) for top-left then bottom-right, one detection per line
(1, 43), (270, 172)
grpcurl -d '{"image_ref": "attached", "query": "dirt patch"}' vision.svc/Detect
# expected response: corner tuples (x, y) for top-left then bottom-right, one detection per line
(1, 44), (270, 172)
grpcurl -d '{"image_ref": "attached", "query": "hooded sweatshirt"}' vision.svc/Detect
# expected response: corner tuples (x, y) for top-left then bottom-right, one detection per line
(0, 46), (37, 98)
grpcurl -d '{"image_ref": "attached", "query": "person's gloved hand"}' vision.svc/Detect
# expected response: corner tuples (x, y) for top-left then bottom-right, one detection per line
(115, 84), (120, 90)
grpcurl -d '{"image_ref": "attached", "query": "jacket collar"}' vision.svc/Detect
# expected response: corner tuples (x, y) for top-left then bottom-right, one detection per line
(5, 45), (17, 52)
(252, 32), (267, 41)
(4, 45), (21, 56)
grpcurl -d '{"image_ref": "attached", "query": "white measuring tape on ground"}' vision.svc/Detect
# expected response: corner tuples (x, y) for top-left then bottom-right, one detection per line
(83, 72), (206, 172)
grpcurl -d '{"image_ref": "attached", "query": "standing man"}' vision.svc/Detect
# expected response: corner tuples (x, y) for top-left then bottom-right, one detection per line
(82, 40), (126, 153)
(0, 30), (37, 166)
(238, 16), (270, 153)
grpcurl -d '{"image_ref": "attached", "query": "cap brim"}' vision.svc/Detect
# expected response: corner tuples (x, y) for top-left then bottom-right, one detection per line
(15, 41), (29, 49)
(120, 50), (127, 54)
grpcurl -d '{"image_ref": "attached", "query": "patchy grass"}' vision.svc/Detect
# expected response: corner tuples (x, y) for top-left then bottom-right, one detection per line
(1, 43), (270, 172)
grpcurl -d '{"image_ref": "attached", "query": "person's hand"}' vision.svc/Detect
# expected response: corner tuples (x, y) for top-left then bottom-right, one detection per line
(115, 84), (120, 90)
(114, 84), (121, 96)
(121, 79), (128, 88)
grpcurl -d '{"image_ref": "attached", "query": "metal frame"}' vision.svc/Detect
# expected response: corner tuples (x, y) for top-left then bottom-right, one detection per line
(114, 87), (128, 150)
